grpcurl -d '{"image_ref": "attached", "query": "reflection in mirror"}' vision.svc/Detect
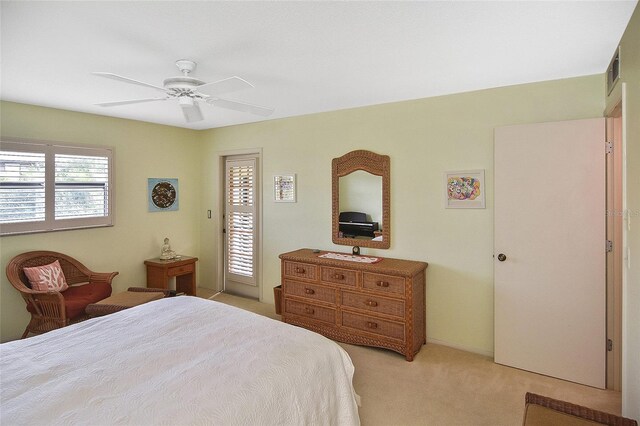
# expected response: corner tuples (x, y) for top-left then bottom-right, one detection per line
(332, 150), (390, 249)
(339, 171), (382, 241)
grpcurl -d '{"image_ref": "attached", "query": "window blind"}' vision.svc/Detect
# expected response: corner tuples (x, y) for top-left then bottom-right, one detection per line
(226, 160), (256, 281)
(0, 151), (46, 223)
(55, 154), (109, 219)
(228, 164), (254, 207)
(0, 140), (114, 235)
(227, 212), (254, 277)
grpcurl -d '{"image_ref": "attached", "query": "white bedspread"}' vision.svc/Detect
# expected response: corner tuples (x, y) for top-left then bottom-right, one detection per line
(1, 297), (360, 426)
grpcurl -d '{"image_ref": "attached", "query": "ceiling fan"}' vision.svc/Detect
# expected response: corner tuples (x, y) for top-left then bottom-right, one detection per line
(93, 60), (274, 123)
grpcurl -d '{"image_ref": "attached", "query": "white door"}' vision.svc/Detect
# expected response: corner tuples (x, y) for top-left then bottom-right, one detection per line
(224, 156), (259, 299)
(494, 118), (606, 388)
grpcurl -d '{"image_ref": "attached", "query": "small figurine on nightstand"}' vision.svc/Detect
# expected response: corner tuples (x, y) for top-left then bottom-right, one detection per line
(160, 237), (177, 260)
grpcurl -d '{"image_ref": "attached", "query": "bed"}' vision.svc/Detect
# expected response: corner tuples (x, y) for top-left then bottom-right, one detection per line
(0, 296), (360, 425)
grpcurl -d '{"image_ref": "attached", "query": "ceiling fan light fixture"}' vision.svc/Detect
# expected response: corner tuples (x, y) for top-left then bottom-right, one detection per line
(93, 59), (274, 124)
(178, 96), (194, 107)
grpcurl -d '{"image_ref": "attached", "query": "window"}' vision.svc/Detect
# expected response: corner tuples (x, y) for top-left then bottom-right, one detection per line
(0, 139), (114, 235)
(225, 157), (256, 285)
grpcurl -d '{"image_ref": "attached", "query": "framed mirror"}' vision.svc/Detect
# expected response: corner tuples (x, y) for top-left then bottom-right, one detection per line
(332, 150), (390, 249)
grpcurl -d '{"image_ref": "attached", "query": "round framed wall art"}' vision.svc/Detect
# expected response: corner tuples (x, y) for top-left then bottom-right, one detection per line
(148, 178), (179, 212)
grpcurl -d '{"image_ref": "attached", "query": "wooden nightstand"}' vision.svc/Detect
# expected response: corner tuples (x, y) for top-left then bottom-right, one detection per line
(144, 256), (198, 296)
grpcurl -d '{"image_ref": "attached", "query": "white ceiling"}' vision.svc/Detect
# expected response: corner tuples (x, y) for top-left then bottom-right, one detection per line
(1, 1), (637, 130)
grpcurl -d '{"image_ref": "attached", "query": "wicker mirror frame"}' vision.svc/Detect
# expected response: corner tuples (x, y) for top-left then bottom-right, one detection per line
(332, 150), (390, 249)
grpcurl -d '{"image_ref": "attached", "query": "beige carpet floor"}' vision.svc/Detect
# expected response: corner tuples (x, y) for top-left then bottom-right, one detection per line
(199, 288), (621, 426)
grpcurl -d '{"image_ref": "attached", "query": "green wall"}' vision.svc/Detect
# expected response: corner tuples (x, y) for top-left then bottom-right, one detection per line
(199, 74), (605, 356)
(2, 71), (627, 365)
(0, 103), (201, 341)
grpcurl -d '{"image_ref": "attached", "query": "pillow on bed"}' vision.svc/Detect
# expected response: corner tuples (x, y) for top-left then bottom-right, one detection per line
(23, 260), (69, 292)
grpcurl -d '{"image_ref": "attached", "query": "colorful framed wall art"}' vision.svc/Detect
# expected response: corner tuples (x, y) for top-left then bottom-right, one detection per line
(444, 170), (485, 209)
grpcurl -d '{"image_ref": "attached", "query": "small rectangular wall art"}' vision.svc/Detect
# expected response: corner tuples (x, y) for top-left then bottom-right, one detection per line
(444, 170), (485, 209)
(274, 174), (296, 202)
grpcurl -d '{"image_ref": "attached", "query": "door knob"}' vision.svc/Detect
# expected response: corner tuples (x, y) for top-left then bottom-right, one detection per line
(497, 253), (507, 262)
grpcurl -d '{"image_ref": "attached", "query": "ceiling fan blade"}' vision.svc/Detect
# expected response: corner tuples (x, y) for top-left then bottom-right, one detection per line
(95, 97), (168, 107)
(196, 76), (254, 97)
(208, 98), (274, 117)
(181, 102), (204, 123)
(93, 72), (168, 93)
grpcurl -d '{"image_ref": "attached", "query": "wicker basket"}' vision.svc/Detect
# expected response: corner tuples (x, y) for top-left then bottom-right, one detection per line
(274, 285), (283, 315)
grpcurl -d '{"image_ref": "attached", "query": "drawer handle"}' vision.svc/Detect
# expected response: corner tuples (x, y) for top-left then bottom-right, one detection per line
(295, 267), (306, 274)
(305, 288), (315, 295)
(376, 281), (390, 288)
(366, 321), (378, 329)
(333, 273), (345, 280)
(304, 307), (315, 315)
(365, 299), (378, 307)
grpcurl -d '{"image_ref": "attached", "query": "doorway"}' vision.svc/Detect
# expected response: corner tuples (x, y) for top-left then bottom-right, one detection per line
(222, 153), (261, 299)
(606, 103), (623, 391)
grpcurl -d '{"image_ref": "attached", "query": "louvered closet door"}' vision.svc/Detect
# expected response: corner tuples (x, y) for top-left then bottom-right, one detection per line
(224, 157), (258, 298)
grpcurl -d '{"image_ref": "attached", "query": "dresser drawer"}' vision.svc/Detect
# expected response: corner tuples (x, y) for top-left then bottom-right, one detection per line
(167, 263), (194, 277)
(363, 272), (405, 296)
(283, 261), (318, 281)
(284, 280), (336, 304)
(341, 290), (405, 318)
(321, 267), (357, 287)
(341, 311), (405, 341)
(285, 300), (335, 324)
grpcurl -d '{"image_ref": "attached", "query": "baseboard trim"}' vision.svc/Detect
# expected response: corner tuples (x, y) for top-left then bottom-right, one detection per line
(427, 337), (494, 358)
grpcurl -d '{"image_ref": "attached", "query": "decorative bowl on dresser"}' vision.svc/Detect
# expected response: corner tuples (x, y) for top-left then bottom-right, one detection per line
(279, 248), (428, 361)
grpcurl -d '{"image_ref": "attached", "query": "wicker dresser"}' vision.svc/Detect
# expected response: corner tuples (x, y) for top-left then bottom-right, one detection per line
(279, 249), (428, 361)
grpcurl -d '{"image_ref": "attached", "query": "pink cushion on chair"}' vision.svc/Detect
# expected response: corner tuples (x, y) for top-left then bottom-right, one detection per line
(23, 260), (69, 292)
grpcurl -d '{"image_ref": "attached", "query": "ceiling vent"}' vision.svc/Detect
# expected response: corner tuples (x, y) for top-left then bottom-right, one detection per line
(607, 46), (620, 95)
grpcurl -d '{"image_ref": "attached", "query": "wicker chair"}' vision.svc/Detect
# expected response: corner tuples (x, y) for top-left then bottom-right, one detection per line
(6, 251), (118, 338)
(523, 392), (638, 426)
